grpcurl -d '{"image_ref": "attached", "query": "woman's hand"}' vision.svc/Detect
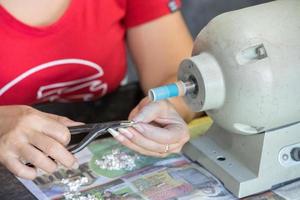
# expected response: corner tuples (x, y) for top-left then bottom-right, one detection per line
(110, 98), (190, 157)
(0, 105), (82, 179)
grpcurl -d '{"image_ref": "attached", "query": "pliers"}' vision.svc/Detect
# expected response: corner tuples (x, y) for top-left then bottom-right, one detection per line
(67, 120), (135, 154)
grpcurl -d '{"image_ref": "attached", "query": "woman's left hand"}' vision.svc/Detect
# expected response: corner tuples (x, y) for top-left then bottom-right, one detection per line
(109, 98), (190, 157)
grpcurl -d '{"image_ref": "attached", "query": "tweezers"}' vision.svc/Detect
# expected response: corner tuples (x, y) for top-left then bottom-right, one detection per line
(67, 120), (135, 154)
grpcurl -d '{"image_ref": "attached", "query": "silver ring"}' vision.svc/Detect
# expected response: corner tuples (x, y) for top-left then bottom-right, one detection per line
(164, 144), (170, 153)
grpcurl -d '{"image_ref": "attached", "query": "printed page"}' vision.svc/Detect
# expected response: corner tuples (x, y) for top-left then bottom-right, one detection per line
(18, 138), (300, 200)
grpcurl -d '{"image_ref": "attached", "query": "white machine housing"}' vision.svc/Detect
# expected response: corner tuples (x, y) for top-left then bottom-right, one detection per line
(180, 0), (300, 198)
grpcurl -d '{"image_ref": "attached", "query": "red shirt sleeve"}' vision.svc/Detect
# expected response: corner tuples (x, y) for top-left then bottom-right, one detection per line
(125, 0), (182, 28)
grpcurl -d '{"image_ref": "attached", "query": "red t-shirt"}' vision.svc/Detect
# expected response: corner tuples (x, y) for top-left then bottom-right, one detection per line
(0, 0), (181, 105)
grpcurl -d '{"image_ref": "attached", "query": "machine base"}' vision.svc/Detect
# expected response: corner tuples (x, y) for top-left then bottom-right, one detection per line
(183, 122), (300, 198)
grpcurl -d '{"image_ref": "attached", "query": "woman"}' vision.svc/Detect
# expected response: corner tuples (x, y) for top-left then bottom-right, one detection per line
(0, 0), (196, 179)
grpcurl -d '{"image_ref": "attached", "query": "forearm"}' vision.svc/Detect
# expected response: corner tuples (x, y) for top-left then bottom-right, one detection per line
(127, 12), (201, 121)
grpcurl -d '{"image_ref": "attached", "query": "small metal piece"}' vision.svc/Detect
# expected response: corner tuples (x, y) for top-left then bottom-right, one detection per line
(94, 148), (139, 171)
(120, 121), (135, 127)
(61, 176), (97, 200)
(164, 144), (170, 153)
(68, 120), (135, 154)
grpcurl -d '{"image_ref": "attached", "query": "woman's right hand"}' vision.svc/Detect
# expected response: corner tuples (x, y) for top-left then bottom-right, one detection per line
(0, 105), (82, 179)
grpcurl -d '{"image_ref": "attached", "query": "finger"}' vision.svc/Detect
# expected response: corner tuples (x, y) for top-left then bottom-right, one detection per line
(127, 127), (183, 153)
(132, 100), (173, 123)
(19, 144), (57, 174)
(118, 127), (180, 153)
(128, 97), (151, 120)
(108, 128), (168, 157)
(29, 131), (77, 169)
(128, 107), (139, 121)
(152, 110), (186, 126)
(34, 116), (72, 146)
(3, 156), (37, 179)
(44, 113), (84, 127)
(132, 101), (160, 123)
(132, 123), (188, 144)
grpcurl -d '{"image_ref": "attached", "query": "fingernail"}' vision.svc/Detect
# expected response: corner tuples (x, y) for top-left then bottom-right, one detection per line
(133, 114), (145, 123)
(118, 128), (133, 139)
(133, 124), (144, 133)
(108, 128), (125, 142)
(72, 162), (79, 170)
(108, 128), (120, 137)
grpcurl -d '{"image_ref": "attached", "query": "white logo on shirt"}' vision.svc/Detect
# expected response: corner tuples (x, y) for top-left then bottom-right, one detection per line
(0, 59), (108, 102)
